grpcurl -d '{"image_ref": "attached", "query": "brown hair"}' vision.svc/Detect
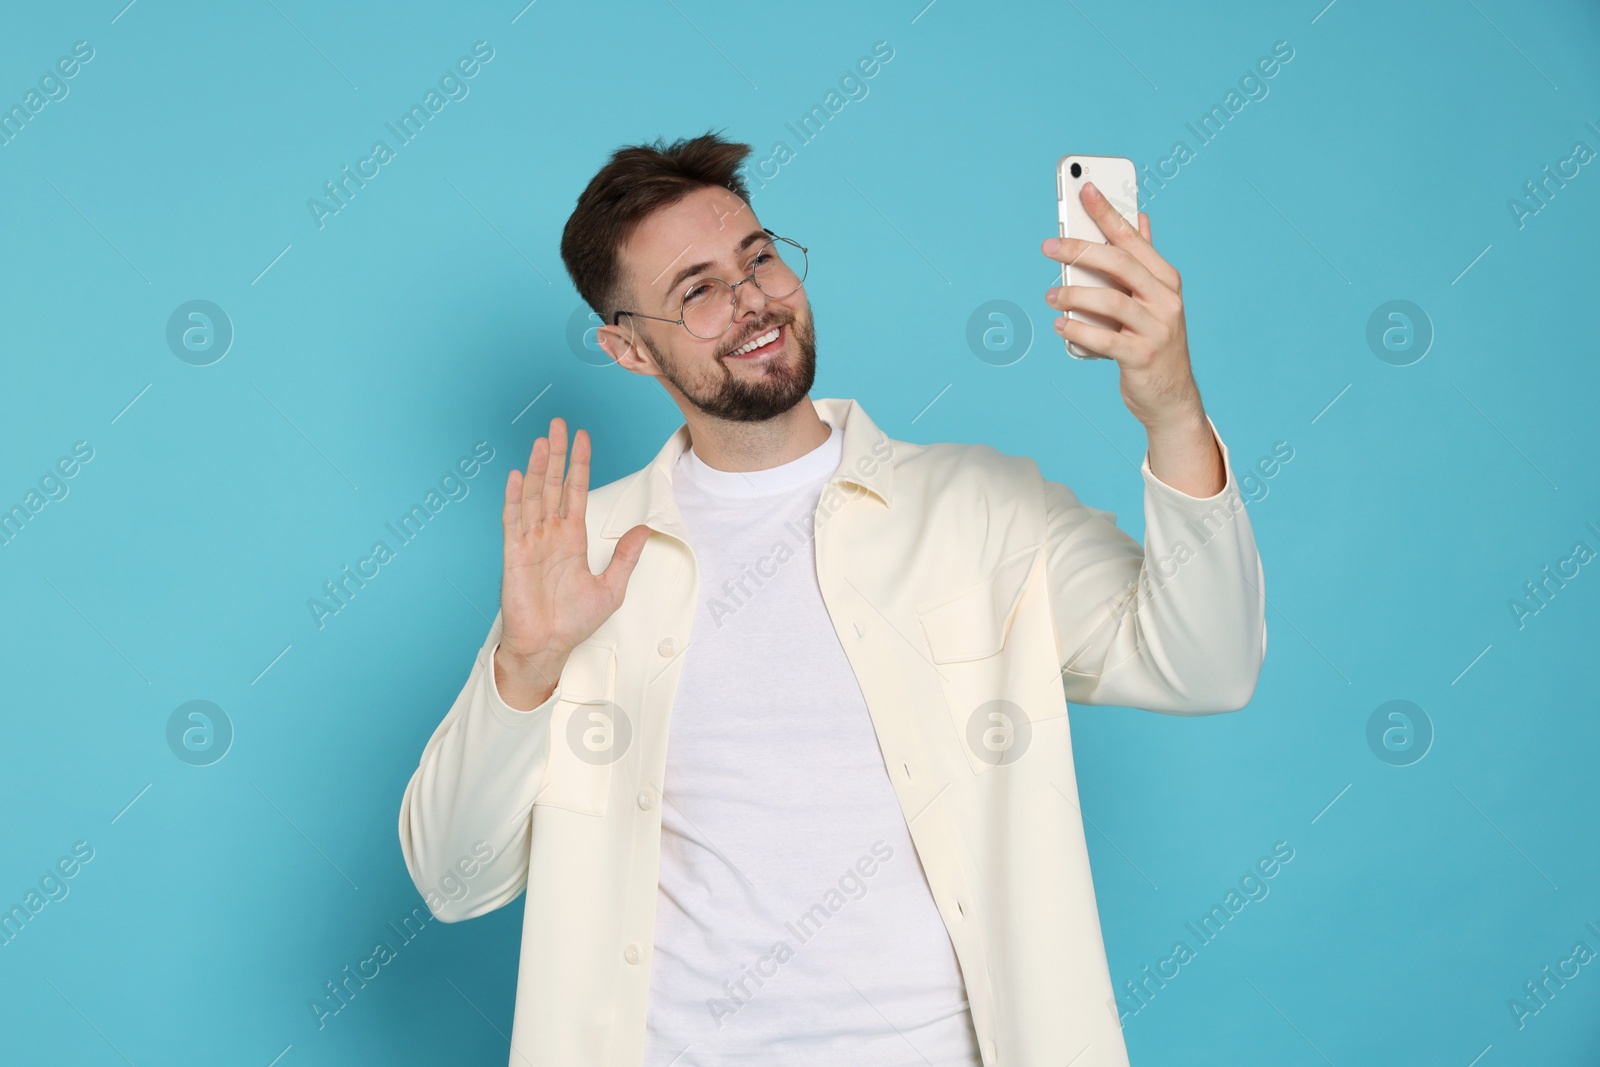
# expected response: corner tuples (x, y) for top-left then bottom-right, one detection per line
(559, 129), (753, 325)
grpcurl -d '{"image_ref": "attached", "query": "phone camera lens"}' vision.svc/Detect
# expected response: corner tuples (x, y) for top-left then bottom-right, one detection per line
(1070, 162), (1082, 178)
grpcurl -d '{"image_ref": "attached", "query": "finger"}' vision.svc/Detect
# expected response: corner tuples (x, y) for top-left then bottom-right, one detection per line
(1049, 284), (1160, 337)
(1138, 212), (1151, 243)
(503, 467), (524, 539)
(1080, 182), (1178, 291)
(562, 427), (591, 521)
(1044, 237), (1165, 305)
(600, 523), (653, 605)
(522, 435), (549, 531)
(541, 417), (567, 525)
(1056, 313), (1131, 362)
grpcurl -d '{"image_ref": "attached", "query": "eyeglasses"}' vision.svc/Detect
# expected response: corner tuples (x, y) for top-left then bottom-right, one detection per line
(611, 229), (809, 340)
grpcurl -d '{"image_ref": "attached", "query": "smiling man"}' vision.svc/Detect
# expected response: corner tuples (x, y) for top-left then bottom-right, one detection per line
(399, 130), (1267, 1067)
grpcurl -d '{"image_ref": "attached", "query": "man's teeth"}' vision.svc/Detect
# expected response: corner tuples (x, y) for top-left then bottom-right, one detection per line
(732, 327), (781, 356)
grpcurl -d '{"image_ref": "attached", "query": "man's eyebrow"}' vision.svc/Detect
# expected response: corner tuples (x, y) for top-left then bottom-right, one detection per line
(658, 230), (768, 302)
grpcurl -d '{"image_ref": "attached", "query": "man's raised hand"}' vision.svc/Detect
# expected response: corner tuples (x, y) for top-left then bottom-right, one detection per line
(494, 416), (651, 710)
(1042, 182), (1201, 431)
(1043, 185), (1224, 495)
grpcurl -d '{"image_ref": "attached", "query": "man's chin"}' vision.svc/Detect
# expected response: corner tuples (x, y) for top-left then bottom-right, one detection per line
(704, 369), (811, 422)
(662, 315), (815, 421)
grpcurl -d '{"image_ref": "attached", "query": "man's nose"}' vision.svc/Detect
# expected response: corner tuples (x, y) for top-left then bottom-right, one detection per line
(734, 276), (772, 317)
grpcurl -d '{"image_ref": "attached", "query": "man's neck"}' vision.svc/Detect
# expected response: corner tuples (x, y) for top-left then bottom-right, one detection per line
(682, 397), (831, 473)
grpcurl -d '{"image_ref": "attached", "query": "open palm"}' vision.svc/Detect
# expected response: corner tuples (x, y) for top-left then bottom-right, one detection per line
(499, 417), (651, 673)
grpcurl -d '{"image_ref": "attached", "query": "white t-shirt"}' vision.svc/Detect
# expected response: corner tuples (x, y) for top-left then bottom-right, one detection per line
(643, 419), (982, 1066)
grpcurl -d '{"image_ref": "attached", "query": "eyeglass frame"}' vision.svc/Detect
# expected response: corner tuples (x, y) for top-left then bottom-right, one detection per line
(608, 228), (809, 339)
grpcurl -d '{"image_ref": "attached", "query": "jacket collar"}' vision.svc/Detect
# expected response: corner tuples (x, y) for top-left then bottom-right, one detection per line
(600, 396), (894, 542)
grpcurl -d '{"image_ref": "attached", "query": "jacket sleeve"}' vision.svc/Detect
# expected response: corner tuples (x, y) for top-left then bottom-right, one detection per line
(398, 610), (563, 921)
(1042, 414), (1267, 713)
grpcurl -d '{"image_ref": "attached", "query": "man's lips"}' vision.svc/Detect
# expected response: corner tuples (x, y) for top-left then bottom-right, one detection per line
(725, 323), (786, 360)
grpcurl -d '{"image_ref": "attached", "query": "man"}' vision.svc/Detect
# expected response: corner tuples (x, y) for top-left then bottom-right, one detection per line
(399, 131), (1266, 1066)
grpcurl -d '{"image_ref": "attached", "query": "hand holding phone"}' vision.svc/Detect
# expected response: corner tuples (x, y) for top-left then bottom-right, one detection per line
(1043, 156), (1205, 439)
(1056, 154), (1139, 359)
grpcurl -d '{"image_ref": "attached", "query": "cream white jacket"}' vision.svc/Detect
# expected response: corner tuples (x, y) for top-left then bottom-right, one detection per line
(399, 396), (1266, 1066)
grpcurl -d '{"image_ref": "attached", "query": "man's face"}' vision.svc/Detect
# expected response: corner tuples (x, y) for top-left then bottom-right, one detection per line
(602, 185), (816, 423)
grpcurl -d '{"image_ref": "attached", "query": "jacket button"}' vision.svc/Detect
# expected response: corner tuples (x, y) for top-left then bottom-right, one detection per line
(657, 638), (676, 657)
(637, 790), (656, 810)
(624, 943), (642, 964)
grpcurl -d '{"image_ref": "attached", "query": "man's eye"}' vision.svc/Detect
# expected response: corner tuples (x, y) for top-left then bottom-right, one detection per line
(684, 283), (710, 303)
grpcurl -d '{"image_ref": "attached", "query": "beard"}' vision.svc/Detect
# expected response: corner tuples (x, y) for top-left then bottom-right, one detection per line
(646, 304), (817, 423)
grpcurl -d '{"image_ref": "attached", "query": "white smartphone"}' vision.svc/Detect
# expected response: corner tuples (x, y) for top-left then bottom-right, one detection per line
(1056, 154), (1139, 359)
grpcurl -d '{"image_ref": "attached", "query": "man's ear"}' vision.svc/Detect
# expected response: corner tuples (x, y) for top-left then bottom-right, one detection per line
(594, 323), (630, 367)
(596, 321), (655, 375)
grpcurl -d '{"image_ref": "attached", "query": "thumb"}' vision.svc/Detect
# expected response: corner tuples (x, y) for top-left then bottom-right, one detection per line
(599, 523), (652, 602)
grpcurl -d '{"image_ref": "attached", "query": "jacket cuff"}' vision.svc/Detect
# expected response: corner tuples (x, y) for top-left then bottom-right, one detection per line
(485, 640), (563, 727)
(1139, 413), (1239, 509)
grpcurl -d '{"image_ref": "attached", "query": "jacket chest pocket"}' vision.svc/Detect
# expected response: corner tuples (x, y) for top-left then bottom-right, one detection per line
(914, 543), (1042, 776)
(536, 642), (623, 817)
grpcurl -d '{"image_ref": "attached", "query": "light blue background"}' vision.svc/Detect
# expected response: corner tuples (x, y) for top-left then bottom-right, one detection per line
(2, 0), (1597, 1063)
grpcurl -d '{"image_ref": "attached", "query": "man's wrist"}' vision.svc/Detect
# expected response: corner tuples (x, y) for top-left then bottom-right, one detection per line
(1142, 398), (1224, 497)
(1136, 387), (1206, 437)
(493, 642), (568, 711)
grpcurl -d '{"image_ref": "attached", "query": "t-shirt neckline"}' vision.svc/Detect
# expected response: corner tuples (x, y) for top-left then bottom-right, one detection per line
(675, 420), (841, 499)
